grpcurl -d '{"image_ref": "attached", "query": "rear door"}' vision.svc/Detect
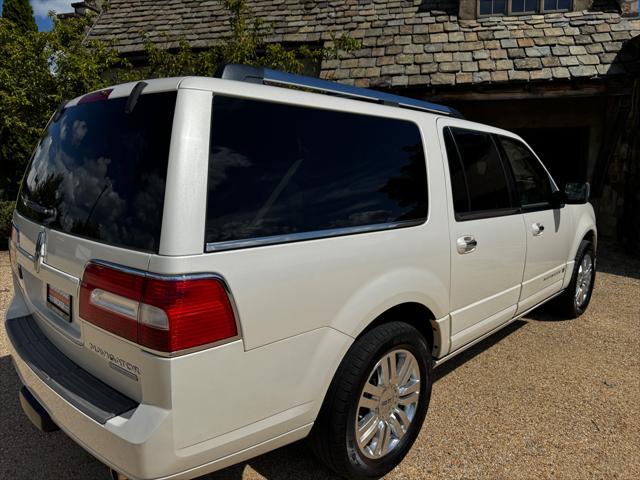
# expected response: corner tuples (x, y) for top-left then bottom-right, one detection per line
(10, 88), (178, 400)
(496, 135), (574, 313)
(439, 124), (526, 351)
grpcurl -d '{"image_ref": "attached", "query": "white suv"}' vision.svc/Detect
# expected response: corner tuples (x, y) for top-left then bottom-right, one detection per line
(5, 65), (596, 480)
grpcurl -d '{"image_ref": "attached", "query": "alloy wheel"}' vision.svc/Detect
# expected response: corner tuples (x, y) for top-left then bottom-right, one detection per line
(355, 349), (421, 459)
(575, 253), (594, 308)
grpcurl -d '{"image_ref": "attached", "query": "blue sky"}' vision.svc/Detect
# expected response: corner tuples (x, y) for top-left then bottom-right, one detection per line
(1, 1), (73, 31)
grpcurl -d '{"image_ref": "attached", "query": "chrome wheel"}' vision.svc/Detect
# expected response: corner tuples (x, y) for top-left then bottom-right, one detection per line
(355, 349), (420, 459)
(575, 253), (594, 308)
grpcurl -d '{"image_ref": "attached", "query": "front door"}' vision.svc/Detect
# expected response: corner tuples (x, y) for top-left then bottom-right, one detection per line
(439, 123), (527, 352)
(496, 135), (574, 313)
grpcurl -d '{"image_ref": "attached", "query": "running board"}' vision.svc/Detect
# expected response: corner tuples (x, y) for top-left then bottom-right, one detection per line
(433, 289), (564, 367)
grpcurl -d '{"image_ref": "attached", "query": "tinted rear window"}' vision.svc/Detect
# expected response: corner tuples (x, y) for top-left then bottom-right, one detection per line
(17, 92), (177, 252)
(205, 96), (428, 247)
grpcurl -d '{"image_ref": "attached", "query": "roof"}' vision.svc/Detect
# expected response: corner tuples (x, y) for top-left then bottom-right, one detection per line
(87, 1), (640, 88)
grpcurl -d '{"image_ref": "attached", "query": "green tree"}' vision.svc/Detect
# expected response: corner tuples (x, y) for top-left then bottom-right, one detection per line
(2, 0), (37, 33)
(0, 19), (54, 204)
(0, 0), (358, 244)
(0, 14), (125, 202)
(0, 14), (126, 243)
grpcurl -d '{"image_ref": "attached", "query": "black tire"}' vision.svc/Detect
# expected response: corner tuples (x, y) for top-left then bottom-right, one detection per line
(309, 321), (432, 479)
(551, 239), (596, 318)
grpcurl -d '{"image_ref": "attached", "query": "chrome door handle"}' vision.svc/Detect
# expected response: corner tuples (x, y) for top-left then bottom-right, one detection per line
(532, 222), (545, 236)
(456, 235), (477, 254)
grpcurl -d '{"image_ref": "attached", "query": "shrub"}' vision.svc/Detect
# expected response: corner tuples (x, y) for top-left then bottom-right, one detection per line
(0, 200), (15, 249)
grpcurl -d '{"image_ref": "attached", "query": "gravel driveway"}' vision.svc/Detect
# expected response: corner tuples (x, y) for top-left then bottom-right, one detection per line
(1, 245), (638, 480)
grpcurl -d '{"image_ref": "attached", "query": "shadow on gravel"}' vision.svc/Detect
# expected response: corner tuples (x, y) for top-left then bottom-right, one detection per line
(524, 303), (569, 323)
(206, 441), (338, 480)
(433, 319), (527, 382)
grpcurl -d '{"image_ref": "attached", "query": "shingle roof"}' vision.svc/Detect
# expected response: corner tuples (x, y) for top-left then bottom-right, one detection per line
(88, 1), (640, 87)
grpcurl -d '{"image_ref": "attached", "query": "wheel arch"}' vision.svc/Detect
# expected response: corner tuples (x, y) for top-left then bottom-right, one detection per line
(357, 302), (439, 357)
(310, 304), (440, 442)
(582, 229), (597, 251)
(567, 204), (598, 263)
(329, 266), (449, 355)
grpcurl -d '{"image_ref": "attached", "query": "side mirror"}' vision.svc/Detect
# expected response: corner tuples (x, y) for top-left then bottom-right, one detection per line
(564, 182), (590, 204)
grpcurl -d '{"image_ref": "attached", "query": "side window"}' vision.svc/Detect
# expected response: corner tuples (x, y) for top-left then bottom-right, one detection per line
(498, 136), (554, 209)
(205, 96), (428, 247)
(443, 128), (469, 213)
(444, 127), (513, 219)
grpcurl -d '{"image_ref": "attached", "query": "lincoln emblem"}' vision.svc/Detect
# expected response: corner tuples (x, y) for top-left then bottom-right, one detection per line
(34, 230), (46, 273)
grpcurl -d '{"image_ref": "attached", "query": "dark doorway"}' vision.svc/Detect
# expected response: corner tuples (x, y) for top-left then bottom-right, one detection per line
(512, 127), (590, 188)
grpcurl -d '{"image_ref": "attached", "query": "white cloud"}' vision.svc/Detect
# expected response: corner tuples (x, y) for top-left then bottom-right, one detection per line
(30, 1), (73, 17)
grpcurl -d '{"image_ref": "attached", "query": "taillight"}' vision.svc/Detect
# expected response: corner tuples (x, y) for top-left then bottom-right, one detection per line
(9, 224), (19, 274)
(11, 224), (19, 245)
(79, 262), (238, 354)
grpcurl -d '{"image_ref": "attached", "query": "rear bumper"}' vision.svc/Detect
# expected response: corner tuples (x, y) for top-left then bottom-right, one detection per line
(6, 315), (139, 425)
(5, 289), (349, 479)
(8, 313), (314, 480)
(7, 313), (175, 479)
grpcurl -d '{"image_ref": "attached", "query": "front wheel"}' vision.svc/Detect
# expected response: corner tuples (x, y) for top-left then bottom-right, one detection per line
(309, 322), (432, 479)
(552, 239), (596, 318)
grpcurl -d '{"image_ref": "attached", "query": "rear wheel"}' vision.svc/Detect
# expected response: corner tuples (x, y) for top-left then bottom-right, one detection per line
(552, 239), (596, 318)
(310, 322), (432, 479)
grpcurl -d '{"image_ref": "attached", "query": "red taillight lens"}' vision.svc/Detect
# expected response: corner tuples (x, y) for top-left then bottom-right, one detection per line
(80, 263), (144, 342)
(79, 262), (238, 354)
(9, 225), (19, 273)
(139, 277), (237, 352)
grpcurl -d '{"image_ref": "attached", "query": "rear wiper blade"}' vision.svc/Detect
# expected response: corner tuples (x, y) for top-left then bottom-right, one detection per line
(22, 197), (57, 219)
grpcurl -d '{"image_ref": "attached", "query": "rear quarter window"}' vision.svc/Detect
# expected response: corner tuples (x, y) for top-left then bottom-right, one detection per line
(205, 96), (428, 248)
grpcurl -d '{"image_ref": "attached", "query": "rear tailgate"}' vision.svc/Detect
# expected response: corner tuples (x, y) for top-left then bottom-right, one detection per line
(9, 87), (178, 402)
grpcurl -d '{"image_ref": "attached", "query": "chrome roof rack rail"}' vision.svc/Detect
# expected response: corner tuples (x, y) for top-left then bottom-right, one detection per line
(218, 64), (464, 118)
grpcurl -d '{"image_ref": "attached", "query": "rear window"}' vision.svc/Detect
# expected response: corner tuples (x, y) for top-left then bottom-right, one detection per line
(17, 92), (177, 252)
(205, 96), (428, 248)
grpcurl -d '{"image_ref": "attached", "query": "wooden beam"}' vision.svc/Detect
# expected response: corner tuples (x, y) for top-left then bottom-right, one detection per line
(416, 79), (634, 102)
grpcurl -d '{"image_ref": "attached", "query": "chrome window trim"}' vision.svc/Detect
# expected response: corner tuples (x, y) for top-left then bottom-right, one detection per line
(15, 242), (79, 284)
(17, 244), (34, 262)
(84, 260), (244, 358)
(204, 219), (426, 253)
